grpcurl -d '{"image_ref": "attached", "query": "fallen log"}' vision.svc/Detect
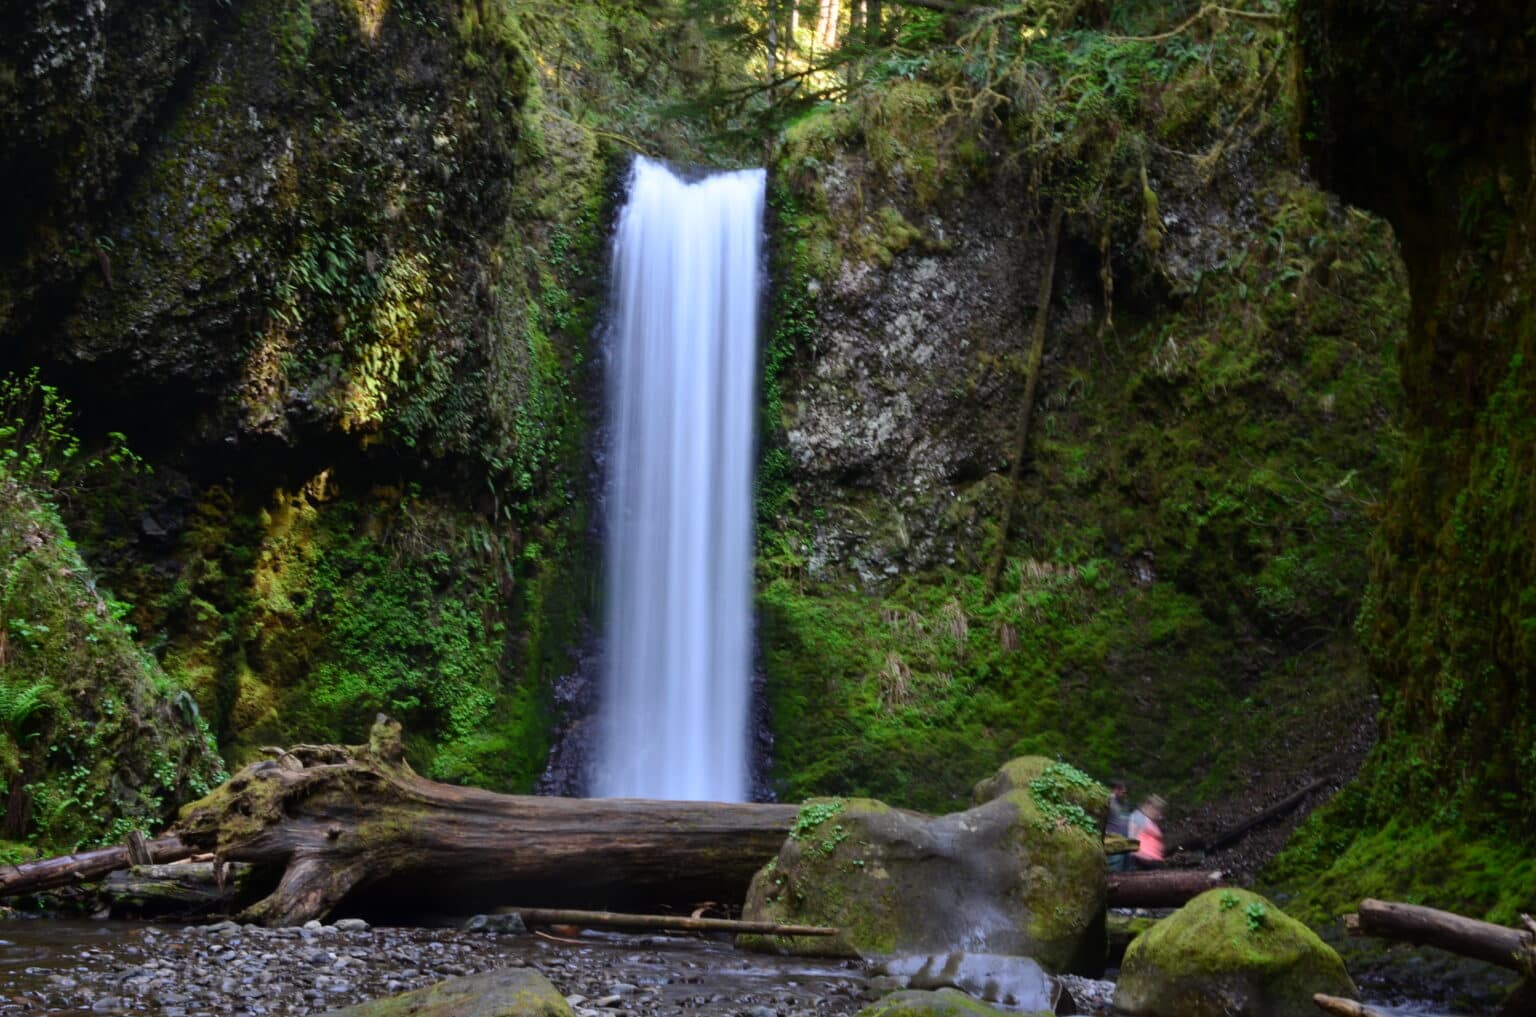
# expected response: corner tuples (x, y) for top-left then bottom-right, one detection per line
(0, 835), (191, 897)
(1345, 899), (1536, 977)
(1106, 869), (1225, 908)
(1184, 778), (1329, 853)
(504, 906), (836, 937)
(103, 861), (258, 918)
(1103, 836), (1139, 856)
(1313, 993), (1391, 1017)
(155, 716), (801, 926)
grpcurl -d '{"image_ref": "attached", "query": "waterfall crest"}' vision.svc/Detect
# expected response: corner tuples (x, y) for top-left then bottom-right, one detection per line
(593, 157), (766, 802)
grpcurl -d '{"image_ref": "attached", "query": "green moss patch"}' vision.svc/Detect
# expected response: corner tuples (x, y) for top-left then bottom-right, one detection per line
(1115, 888), (1355, 1017)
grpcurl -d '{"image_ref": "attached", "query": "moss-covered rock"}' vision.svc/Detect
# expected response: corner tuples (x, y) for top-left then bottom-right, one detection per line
(738, 792), (1105, 973)
(0, 474), (224, 849)
(854, 988), (1049, 1017)
(970, 757), (1108, 829)
(317, 967), (573, 1017)
(1113, 889), (1355, 1017)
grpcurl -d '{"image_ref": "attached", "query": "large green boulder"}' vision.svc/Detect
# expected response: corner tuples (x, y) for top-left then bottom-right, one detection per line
(739, 788), (1106, 973)
(318, 969), (573, 1017)
(1114, 889), (1356, 1017)
(855, 988), (1050, 1017)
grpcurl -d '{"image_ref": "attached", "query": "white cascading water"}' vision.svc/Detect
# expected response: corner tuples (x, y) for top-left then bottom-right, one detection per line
(593, 157), (766, 802)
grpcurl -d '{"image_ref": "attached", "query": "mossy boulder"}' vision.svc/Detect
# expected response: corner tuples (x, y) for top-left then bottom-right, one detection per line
(318, 968), (573, 1016)
(738, 793), (1105, 973)
(854, 988), (1050, 1017)
(1113, 889), (1356, 1017)
(970, 757), (1109, 829)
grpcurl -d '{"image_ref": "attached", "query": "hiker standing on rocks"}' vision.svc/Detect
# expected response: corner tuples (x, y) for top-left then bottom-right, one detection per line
(1128, 795), (1166, 870)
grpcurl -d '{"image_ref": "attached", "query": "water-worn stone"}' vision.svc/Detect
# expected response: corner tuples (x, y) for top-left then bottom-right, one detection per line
(1113, 888), (1355, 1017)
(465, 914), (530, 935)
(853, 988), (1048, 1017)
(318, 968), (574, 1017)
(874, 953), (1064, 1012)
(738, 792), (1105, 972)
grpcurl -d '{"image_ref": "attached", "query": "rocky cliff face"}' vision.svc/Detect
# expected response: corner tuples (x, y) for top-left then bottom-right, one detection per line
(1268, 0), (1536, 920)
(0, 0), (610, 825)
(759, 41), (1407, 823)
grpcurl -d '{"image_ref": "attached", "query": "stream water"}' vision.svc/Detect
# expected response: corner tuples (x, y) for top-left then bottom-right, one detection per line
(593, 158), (767, 802)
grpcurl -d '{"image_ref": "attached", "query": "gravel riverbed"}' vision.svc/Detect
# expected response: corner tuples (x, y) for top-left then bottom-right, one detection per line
(0, 919), (1119, 1017)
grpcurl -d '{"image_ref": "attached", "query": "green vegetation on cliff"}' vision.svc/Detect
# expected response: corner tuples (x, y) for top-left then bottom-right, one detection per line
(0, 374), (223, 851)
(1265, 0), (1536, 924)
(757, 2), (1405, 815)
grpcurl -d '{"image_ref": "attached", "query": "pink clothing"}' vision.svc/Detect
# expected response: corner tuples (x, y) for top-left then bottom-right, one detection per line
(1130, 815), (1164, 863)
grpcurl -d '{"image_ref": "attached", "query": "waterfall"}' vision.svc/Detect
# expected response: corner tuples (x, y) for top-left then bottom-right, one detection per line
(593, 157), (766, 802)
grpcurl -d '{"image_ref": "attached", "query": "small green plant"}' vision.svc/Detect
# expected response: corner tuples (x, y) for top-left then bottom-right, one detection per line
(791, 797), (847, 850)
(1028, 761), (1104, 836)
(1244, 900), (1269, 932)
(1219, 890), (1240, 910)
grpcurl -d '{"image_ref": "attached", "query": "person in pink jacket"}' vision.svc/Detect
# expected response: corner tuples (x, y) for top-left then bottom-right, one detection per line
(1128, 795), (1166, 870)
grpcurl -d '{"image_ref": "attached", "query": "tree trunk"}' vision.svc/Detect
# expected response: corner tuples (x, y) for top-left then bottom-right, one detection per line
(815, 0), (839, 50)
(1346, 899), (1536, 976)
(162, 717), (802, 926)
(985, 206), (1066, 595)
(1105, 869), (1225, 908)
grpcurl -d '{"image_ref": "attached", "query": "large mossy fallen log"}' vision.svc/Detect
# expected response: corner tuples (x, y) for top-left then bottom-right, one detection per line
(0, 720), (1193, 927)
(161, 717), (803, 925)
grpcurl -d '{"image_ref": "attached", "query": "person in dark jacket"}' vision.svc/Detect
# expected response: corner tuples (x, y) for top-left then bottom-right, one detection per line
(1105, 779), (1132, 871)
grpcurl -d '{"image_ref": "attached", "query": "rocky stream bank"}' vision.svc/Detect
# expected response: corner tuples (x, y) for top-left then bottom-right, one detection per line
(0, 918), (1119, 1017)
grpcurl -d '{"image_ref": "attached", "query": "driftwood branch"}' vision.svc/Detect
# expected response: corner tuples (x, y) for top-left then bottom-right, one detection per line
(1313, 994), (1391, 1017)
(1346, 899), (1536, 977)
(1105, 3), (1283, 43)
(505, 907), (837, 937)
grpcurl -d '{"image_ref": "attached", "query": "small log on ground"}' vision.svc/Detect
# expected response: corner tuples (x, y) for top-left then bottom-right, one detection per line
(504, 907), (837, 937)
(1106, 869), (1225, 908)
(0, 835), (190, 898)
(1347, 899), (1536, 976)
(162, 716), (801, 926)
(103, 862), (258, 918)
(1184, 778), (1330, 853)
(1313, 993), (1391, 1017)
